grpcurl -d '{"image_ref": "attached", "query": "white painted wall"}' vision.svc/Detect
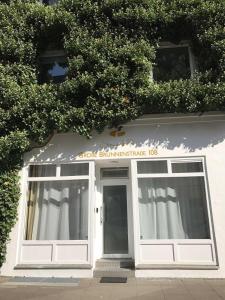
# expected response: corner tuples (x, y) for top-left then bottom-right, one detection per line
(2, 113), (225, 278)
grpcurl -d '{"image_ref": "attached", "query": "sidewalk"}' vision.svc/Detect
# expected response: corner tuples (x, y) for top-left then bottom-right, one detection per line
(1, 277), (225, 300)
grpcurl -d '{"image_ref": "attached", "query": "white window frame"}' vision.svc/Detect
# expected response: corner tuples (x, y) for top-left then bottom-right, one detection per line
(17, 161), (95, 266)
(152, 41), (197, 82)
(131, 157), (217, 266)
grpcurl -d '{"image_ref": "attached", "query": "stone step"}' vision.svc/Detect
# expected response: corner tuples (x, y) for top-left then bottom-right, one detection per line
(94, 259), (135, 278)
(94, 267), (135, 278)
(95, 258), (135, 269)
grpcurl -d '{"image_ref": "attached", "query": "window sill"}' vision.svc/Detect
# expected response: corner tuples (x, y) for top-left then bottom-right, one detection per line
(14, 264), (92, 270)
(135, 264), (219, 270)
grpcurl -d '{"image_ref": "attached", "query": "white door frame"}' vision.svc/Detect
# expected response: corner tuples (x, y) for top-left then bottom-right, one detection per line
(100, 178), (132, 258)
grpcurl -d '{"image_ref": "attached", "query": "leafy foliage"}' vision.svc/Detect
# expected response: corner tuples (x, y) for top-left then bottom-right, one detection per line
(0, 170), (20, 265)
(0, 0), (225, 266)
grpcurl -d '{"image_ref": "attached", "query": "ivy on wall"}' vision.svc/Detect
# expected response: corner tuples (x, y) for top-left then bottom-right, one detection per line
(0, 0), (224, 267)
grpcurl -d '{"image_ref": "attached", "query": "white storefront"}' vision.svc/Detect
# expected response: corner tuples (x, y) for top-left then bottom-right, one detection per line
(1, 112), (225, 278)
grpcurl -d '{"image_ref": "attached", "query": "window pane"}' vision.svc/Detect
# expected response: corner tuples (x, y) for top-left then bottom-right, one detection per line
(137, 161), (168, 174)
(101, 168), (128, 179)
(103, 185), (128, 254)
(172, 162), (203, 173)
(39, 56), (68, 84)
(138, 177), (210, 239)
(42, 0), (58, 5)
(29, 165), (56, 177)
(153, 46), (191, 82)
(25, 180), (89, 240)
(61, 163), (89, 176)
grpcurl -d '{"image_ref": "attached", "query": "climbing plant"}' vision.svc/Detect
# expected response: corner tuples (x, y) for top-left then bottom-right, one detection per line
(0, 0), (224, 266)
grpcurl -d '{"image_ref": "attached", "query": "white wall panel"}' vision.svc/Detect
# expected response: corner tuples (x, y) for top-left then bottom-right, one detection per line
(21, 244), (52, 262)
(178, 243), (213, 262)
(56, 244), (88, 262)
(20, 242), (89, 264)
(140, 244), (174, 262)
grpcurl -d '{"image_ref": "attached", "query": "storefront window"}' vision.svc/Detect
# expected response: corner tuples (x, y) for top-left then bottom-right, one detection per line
(25, 164), (89, 240)
(137, 159), (210, 240)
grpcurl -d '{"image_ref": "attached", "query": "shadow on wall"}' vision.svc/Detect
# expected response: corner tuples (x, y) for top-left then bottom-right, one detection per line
(23, 121), (225, 164)
(132, 122), (225, 152)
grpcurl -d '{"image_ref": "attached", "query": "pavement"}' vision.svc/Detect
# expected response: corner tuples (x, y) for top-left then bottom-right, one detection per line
(1, 277), (225, 300)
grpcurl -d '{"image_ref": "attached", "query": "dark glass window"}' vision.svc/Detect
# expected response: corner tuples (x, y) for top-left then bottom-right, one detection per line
(29, 165), (56, 177)
(153, 46), (191, 82)
(101, 168), (129, 179)
(137, 160), (168, 174)
(61, 164), (89, 176)
(42, 0), (58, 4)
(39, 54), (68, 84)
(172, 161), (203, 173)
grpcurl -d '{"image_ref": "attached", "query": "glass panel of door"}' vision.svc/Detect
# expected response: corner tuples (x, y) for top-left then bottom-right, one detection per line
(103, 185), (128, 254)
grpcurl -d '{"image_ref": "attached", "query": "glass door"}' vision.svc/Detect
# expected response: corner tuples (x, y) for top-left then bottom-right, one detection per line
(103, 185), (128, 256)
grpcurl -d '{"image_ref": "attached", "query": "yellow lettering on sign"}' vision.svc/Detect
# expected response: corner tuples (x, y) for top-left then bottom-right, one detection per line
(78, 151), (97, 158)
(99, 151), (105, 157)
(149, 149), (158, 155)
(77, 148), (158, 159)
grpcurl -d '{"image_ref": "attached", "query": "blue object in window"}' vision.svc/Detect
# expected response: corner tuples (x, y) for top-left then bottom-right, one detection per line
(48, 61), (68, 83)
(39, 55), (68, 84)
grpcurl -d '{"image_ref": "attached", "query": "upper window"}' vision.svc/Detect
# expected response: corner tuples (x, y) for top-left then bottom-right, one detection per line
(42, 0), (58, 5)
(137, 158), (210, 240)
(153, 42), (194, 82)
(29, 164), (56, 177)
(101, 167), (129, 179)
(39, 50), (68, 84)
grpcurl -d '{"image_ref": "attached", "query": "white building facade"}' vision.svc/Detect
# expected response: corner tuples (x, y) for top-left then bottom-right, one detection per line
(1, 112), (225, 278)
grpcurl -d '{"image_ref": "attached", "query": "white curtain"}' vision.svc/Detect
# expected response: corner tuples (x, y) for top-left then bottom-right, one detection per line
(138, 177), (210, 239)
(27, 180), (89, 240)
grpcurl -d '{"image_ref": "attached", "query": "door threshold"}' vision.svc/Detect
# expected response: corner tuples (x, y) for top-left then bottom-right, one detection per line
(100, 258), (133, 260)
(96, 258), (134, 269)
